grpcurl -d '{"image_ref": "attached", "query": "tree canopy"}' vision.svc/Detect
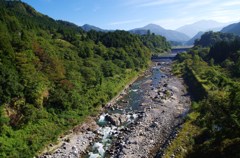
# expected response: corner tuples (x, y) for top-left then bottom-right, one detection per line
(0, 0), (170, 157)
(173, 31), (240, 158)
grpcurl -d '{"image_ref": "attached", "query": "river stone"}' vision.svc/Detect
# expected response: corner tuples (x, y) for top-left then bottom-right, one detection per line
(119, 115), (128, 125)
(106, 114), (128, 126)
(105, 114), (117, 126)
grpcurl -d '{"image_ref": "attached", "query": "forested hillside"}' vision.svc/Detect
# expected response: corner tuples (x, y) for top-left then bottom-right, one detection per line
(166, 32), (240, 157)
(221, 22), (240, 36)
(194, 31), (237, 47)
(139, 31), (171, 54)
(0, 1), (170, 157)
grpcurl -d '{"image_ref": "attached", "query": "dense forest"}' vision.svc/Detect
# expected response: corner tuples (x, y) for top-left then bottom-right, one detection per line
(139, 31), (171, 54)
(0, 1), (170, 157)
(166, 31), (240, 157)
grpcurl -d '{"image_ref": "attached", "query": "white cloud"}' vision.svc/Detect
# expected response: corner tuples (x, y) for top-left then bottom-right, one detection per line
(126, 0), (240, 29)
(221, 1), (240, 7)
(123, 0), (152, 6)
(181, 0), (215, 10)
(210, 8), (240, 22)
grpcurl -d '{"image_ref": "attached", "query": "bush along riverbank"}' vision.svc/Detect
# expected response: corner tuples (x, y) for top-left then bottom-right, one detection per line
(163, 34), (240, 158)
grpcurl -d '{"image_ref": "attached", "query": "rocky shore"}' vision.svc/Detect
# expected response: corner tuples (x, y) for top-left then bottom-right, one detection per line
(108, 62), (190, 158)
(39, 117), (99, 158)
(39, 61), (190, 158)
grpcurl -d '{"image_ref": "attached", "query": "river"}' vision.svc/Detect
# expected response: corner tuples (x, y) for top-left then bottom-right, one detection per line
(40, 51), (190, 158)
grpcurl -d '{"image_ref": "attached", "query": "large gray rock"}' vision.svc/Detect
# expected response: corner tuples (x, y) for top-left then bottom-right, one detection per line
(105, 114), (128, 126)
(105, 115), (117, 126)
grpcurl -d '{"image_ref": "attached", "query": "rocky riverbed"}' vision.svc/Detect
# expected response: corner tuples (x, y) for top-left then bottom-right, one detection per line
(108, 62), (190, 158)
(39, 61), (190, 158)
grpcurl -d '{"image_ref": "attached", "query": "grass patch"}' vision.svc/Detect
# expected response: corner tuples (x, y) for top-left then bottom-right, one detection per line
(163, 112), (201, 158)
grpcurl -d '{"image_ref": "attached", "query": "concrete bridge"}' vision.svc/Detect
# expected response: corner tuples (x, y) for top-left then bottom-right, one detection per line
(151, 54), (176, 62)
(151, 46), (192, 62)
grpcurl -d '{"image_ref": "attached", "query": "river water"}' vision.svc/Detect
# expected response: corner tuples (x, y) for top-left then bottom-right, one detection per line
(87, 59), (173, 158)
(40, 50), (190, 158)
(84, 48), (191, 158)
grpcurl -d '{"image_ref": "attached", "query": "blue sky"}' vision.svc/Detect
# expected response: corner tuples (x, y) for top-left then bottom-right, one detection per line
(21, 0), (240, 30)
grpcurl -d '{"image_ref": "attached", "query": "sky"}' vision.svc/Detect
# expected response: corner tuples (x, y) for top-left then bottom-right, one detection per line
(21, 0), (240, 30)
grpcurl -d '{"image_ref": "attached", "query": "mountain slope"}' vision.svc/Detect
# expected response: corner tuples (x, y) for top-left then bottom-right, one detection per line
(194, 31), (237, 47)
(81, 24), (106, 32)
(221, 22), (240, 36)
(130, 24), (190, 42)
(176, 20), (228, 38)
(173, 35), (240, 158)
(185, 31), (204, 45)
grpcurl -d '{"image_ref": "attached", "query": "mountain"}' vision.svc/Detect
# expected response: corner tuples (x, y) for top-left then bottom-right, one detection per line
(176, 20), (228, 38)
(129, 29), (148, 35)
(194, 31), (237, 47)
(81, 24), (106, 32)
(221, 22), (240, 36)
(185, 31), (204, 45)
(130, 24), (190, 42)
(174, 33), (240, 158)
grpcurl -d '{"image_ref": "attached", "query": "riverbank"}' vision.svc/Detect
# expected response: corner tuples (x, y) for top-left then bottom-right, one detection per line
(109, 62), (190, 157)
(39, 61), (190, 158)
(38, 68), (149, 158)
(106, 68), (150, 108)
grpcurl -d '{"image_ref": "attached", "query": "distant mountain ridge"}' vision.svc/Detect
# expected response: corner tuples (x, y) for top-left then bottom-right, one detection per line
(80, 21), (240, 45)
(81, 24), (106, 32)
(176, 20), (228, 38)
(130, 24), (190, 42)
(185, 31), (204, 45)
(221, 22), (240, 36)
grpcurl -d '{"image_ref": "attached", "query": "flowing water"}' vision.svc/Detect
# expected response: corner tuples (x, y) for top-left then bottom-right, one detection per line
(86, 49), (191, 157)
(39, 50), (190, 158)
(87, 61), (170, 158)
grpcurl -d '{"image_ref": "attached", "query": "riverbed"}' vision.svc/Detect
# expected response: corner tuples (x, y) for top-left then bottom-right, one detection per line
(40, 60), (190, 158)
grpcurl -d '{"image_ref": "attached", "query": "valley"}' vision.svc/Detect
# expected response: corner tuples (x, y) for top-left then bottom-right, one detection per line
(0, 1), (240, 158)
(40, 55), (190, 158)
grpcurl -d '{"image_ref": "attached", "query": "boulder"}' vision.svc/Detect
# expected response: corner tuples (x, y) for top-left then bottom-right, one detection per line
(104, 114), (116, 126)
(119, 114), (128, 124)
